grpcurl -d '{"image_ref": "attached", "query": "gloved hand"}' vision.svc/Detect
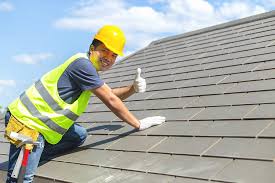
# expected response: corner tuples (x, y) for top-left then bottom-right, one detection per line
(133, 68), (146, 93)
(139, 116), (166, 130)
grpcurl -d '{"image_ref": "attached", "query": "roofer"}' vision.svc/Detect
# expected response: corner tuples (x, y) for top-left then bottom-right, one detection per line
(4, 25), (165, 183)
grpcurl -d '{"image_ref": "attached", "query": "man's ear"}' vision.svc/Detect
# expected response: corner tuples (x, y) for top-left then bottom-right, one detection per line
(89, 44), (95, 54)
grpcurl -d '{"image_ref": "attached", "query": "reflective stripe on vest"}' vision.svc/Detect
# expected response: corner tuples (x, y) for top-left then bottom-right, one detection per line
(34, 80), (79, 121)
(20, 91), (67, 135)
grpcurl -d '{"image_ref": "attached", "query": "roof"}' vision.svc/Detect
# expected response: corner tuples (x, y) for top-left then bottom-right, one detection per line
(1, 10), (275, 183)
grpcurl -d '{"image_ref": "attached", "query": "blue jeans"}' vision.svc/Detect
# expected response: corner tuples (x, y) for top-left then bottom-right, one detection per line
(5, 111), (88, 183)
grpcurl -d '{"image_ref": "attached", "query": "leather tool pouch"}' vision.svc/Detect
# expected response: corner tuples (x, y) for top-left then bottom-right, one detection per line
(4, 115), (39, 150)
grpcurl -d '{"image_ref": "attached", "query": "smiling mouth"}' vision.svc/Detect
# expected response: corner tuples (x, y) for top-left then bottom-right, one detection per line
(100, 58), (110, 67)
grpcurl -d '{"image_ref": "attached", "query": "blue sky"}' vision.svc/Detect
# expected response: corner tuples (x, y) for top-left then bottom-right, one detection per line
(0, 0), (275, 109)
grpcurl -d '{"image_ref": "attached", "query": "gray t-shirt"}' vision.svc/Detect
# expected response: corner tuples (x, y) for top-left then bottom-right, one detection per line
(57, 57), (104, 104)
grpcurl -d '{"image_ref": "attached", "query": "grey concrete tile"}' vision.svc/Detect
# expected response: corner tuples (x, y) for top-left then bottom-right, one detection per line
(54, 149), (122, 167)
(155, 108), (205, 121)
(37, 161), (110, 183)
(0, 170), (7, 183)
(209, 63), (261, 76)
(226, 79), (275, 93)
(181, 83), (235, 97)
(126, 97), (195, 110)
(174, 177), (218, 183)
(108, 80), (131, 88)
(203, 58), (244, 70)
(249, 52), (275, 64)
(259, 121), (275, 137)
(144, 69), (172, 78)
(147, 81), (181, 91)
(76, 111), (118, 122)
(146, 154), (232, 179)
(205, 138), (275, 160)
(186, 93), (246, 107)
(191, 105), (257, 120)
(147, 121), (212, 136)
(254, 59), (275, 71)
(198, 120), (272, 137)
(243, 91), (275, 104)
(120, 172), (175, 183)
(146, 74), (175, 83)
(81, 135), (122, 149)
(150, 137), (219, 155)
(220, 71), (266, 84)
(0, 155), (8, 171)
(108, 136), (165, 152)
(173, 69), (213, 81)
(130, 89), (182, 100)
(245, 104), (275, 119)
(125, 89), (171, 101)
(0, 143), (9, 155)
(214, 160), (275, 183)
(83, 122), (126, 135)
(87, 169), (146, 183)
(105, 151), (164, 171)
(178, 76), (227, 88)
(34, 176), (65, 183)
(98, 108), (203, 122)
(105, 122), (149, 136)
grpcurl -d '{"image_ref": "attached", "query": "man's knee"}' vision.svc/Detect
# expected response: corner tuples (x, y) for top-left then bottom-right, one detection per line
(76, 125), (87, 146)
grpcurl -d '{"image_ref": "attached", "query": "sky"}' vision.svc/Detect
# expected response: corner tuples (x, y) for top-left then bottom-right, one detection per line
(0, 0), (275, 109)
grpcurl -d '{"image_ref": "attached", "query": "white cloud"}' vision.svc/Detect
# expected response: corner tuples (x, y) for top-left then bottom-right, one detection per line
(54, 0), (267, 55)
(0, 1), (14, 12)
(0, 80), (16, 87)
(12, 53), (53, 64)
(218, 1), (266, 19)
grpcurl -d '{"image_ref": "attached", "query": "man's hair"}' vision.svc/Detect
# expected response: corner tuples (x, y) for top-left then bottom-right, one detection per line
(89, 39), (103, 52)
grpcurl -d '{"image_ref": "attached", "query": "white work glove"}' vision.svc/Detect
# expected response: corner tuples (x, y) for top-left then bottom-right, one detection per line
(133, 68), (146, 93)
(139, 116), (166, 130)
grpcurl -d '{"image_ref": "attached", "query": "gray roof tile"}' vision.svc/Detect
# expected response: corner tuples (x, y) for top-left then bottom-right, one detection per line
(245, 104), (275, 119)
(258, 121), (275, 137)
(0, 143), (9, 155)
(149, 137), (219, 155)
(145, 154), (232, 179)
(204, 138), (275, 160)
(0, 155), (8, 171)
(214, 160), (275, 183)
(191, 105), (257, 120)
(107, 136), (165, 151)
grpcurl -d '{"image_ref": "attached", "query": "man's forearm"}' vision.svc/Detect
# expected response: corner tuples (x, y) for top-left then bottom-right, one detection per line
(112, 85), (136, 100)
(102, 92), (140, 128)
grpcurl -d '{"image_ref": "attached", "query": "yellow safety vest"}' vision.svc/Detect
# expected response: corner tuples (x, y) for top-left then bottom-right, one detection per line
(8, 53), (92, 144)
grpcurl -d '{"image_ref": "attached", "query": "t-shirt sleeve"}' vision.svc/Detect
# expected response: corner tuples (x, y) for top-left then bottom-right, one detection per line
(67, 58), (104, 91)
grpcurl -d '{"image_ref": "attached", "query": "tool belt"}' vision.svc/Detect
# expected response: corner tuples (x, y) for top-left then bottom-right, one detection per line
(4, 115), (39, 150)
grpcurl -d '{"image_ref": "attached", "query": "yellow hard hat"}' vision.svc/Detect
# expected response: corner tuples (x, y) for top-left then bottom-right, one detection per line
(94, 25), (126, 56)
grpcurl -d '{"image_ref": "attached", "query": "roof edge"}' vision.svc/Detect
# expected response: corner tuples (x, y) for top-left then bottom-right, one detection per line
(150, 10), (275, 45)
(116, 46), (148, 64)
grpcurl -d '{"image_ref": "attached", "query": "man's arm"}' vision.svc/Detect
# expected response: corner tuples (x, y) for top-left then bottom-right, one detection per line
(92, 83), (140, 128)
(112, 85), (135, 101)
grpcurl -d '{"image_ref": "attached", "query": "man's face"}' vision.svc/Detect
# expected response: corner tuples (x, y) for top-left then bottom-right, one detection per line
(91, 43), (118, 71)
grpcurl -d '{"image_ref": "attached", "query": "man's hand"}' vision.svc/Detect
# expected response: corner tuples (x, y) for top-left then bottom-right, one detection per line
(139, 116), (165, 130)
(133, 68), (146, 93)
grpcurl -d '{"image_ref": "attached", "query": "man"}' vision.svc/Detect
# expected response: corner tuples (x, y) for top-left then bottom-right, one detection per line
(4, 25), (165, 182)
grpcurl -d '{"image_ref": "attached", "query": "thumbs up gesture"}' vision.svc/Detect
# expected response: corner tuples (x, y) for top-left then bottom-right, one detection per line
(133, 68), (146, 93)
